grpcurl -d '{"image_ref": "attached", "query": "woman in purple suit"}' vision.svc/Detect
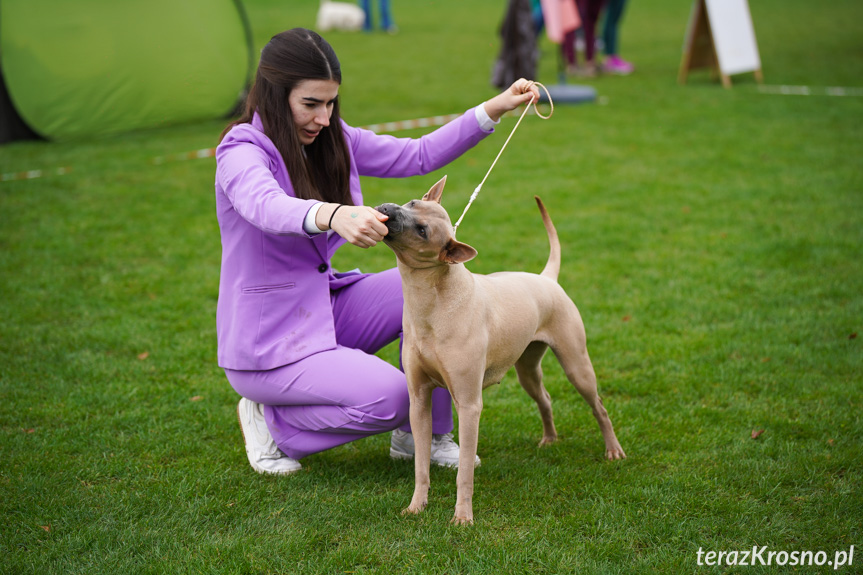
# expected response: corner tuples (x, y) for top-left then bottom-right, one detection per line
(216, 28), (539, 475)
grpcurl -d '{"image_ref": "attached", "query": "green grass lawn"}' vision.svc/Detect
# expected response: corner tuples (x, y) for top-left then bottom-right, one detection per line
(2, 0), (861, 572)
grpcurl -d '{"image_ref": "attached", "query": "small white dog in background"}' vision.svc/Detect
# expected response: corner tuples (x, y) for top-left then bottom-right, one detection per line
(316, 0), (365, 32)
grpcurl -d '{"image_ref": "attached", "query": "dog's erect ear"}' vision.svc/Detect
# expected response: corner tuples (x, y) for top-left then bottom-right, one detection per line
(439, 239), (478, 264)
(422, 175), (447, 204)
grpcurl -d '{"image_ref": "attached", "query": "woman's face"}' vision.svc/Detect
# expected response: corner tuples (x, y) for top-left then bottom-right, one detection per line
(288, 79), (340, 145)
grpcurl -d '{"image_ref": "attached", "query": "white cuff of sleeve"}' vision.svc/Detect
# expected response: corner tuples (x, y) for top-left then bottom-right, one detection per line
(303, 202), (325, 234)
(475, 104), (499, 131)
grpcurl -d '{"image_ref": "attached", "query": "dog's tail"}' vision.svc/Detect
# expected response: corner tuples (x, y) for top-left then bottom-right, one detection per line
(535, 196), (560, 282)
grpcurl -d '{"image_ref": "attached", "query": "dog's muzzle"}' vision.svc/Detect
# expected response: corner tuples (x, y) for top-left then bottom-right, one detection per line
(374, 203), (403, 235)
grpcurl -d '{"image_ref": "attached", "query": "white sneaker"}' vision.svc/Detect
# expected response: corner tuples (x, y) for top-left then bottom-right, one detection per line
(237, 398), (302, 475)
(390, 429), (481, 468)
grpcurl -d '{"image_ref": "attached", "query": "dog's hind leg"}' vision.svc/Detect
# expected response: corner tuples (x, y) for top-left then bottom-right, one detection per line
(515, 341), (558, 446)
(550, 320), (626, 460)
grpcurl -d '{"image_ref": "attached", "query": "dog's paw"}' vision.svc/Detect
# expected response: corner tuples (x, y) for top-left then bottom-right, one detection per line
(606, 446), (627, 460)
(538, 434), (558, 447)
(401, 503), (426, 516)
(451, 514), (474, 525)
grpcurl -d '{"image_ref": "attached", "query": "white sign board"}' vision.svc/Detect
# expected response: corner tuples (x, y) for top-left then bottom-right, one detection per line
(704, 0), (761, 76)
(679, 0), (763, 87)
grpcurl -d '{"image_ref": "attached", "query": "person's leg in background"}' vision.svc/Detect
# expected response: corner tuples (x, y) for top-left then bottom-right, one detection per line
(531, 0), (545, 35)
(602, 0), (634, 75)
(378, 0), (396, 33)
(359, 0), (373, 32)
(560, 0), (579, 74)
(562, 27), (578, 74)
(574, 0), (604, 76)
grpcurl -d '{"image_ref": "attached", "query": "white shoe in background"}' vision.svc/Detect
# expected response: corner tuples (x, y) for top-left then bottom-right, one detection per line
(390, 429), (481, 468)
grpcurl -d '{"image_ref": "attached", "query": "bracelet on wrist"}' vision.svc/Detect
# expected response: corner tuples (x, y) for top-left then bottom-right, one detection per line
(328, 204), (344, 230)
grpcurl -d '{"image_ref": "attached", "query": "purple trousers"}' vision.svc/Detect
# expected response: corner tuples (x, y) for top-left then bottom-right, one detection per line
(224, 267), (454, 460)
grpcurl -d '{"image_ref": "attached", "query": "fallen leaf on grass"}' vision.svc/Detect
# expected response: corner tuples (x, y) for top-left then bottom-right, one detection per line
(137, 352), (149, 360)
(40, 525), (51, 532)
(751, 429), (765, 440)
(190, 396), (203, 402)
(828, 438), (835, 445)
(850, 333), (858, 340)
(22, 428), (35, 434)
(622, 315), (631, 322)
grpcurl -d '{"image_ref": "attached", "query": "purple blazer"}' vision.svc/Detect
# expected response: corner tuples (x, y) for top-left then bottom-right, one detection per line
(215, 109), (492, 370)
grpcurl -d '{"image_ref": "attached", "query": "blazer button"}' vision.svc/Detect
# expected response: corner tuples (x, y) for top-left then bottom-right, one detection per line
(318, 263), (328, 273)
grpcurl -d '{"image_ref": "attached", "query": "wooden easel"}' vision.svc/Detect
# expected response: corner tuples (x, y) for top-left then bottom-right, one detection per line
(679, 0), (763, 88)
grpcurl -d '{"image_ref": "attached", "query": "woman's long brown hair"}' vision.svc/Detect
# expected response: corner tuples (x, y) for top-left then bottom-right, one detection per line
(220, 28), (352, 205)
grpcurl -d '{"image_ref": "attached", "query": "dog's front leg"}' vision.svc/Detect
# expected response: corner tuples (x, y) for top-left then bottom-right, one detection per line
(403, 382), (433, 516)
(450, 385), (483, 525)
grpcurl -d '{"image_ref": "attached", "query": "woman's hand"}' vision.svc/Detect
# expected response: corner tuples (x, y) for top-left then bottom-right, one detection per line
(482, 78), (542, 122)
(318, 203), (390, 248)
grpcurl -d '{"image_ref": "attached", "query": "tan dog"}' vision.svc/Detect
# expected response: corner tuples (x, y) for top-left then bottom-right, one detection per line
(376, 176), (626, 524)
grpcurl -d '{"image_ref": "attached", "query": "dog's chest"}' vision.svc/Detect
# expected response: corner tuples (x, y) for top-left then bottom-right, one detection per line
(405, 321), (529, 390)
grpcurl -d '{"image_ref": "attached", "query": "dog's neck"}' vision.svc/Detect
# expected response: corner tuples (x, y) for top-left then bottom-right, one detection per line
(396, 259), (475, 317)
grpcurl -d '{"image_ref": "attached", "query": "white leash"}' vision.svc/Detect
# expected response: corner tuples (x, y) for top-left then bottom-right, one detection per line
(452, 81), (554, 236)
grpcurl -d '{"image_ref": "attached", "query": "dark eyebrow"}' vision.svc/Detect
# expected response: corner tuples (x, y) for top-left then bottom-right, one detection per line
(301, 96), (338, 104)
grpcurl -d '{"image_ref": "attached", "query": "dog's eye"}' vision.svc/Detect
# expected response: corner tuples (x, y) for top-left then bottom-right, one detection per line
(417, 225), (427, 238)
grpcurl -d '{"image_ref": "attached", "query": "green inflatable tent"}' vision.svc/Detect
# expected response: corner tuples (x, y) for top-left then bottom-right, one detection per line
(0, 0), (253, 143)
